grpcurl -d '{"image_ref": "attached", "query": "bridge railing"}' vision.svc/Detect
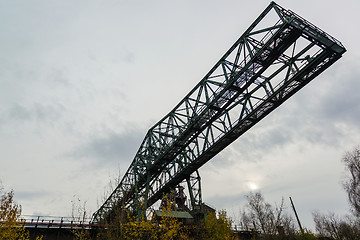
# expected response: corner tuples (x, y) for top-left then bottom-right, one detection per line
(19, 215), (94, 229)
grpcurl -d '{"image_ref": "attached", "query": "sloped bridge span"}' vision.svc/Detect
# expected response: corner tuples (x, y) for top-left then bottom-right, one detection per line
(92, 1), (346, 223)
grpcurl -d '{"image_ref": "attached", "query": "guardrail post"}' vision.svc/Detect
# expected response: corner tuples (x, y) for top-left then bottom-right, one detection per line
(35, 216), (40, 229)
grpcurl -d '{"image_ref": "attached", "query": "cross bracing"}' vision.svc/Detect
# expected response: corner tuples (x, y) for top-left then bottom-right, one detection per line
(92, 1), (346, 223)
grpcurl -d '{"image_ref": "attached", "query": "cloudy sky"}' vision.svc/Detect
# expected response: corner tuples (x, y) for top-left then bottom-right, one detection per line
(1, 0), (359, 230)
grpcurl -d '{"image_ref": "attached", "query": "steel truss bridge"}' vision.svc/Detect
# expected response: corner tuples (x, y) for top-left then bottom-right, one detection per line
(92, 1), (346, 223)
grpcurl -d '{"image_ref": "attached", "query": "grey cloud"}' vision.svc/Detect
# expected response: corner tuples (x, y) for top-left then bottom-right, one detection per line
(319, 73), (360, 128)
(8, 104), (32, 121)
(296, 58), (360, 126)
(279, 60), (360, 145)
(47, 68), (71, 86)
(245, 127), (293, 151)
(218, 124), (295, 165)
(206, 128), (292, 168)
(119, 49), (135, 64)
(4, 103), (64, 124)
(73, 128), (145, 167)
(206, 193), (247, 211)
(15, 190), (50, 201)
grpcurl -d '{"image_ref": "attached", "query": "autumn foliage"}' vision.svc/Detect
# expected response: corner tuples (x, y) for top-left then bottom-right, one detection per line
(0, 188), (42, 240)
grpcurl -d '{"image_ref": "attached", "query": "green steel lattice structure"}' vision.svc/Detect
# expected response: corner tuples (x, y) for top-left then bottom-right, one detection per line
(92, 1), (346, 223)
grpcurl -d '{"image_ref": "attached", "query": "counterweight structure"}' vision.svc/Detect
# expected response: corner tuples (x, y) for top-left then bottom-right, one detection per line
(92, 2), (346, 223)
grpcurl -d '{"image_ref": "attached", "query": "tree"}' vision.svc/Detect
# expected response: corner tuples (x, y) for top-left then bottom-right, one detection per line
(312, 211), (360, 239)
(311, 146), (360, 239)
(119, 198), (191, 240)
(0, 189), (27, 239)
(239, 192), (296, 236)
(342, 146), (360, 217)
(201, 210), (234, 240)
(71, 197), (91, 240)
(312, 211), (340, 238)
(0, 186), (42, 240)
(95, 194), (192, 240)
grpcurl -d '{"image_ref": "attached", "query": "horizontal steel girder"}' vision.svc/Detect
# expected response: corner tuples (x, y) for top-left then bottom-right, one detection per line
(92, 1), (346, 223)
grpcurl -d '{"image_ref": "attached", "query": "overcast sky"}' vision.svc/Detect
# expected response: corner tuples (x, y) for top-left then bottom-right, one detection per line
(1, 0), (359, 230)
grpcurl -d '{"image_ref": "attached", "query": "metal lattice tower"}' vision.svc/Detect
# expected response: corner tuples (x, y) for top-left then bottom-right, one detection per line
(92, 1), (346, 223)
